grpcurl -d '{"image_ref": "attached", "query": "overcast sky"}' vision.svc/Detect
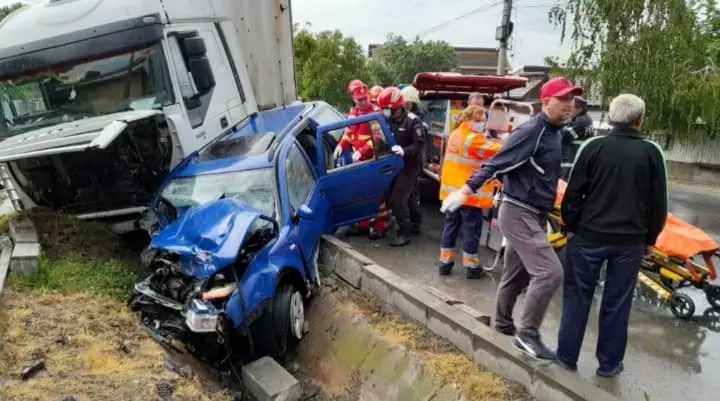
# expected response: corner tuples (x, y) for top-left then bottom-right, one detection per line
(1, 0), (572, 67)
(292, 0), (573, 68)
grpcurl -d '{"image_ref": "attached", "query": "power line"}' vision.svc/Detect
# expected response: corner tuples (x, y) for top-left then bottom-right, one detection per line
(414, 0), (504, 38)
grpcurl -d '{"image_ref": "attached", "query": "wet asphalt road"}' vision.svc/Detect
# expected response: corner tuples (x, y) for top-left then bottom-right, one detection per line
(342, 185), (720, 401)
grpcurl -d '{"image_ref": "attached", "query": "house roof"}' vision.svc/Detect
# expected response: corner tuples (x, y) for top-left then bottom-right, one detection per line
(368, 44), (508, 70)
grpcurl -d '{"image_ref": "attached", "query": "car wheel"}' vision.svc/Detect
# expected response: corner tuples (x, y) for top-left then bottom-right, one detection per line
(254, 283), (304, 359)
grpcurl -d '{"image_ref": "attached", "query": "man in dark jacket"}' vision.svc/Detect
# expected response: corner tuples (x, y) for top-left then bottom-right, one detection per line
(377, 87), (426, 247)
(561, 97), (594, 178)
(441, 77), (583, 359)
(556, 93), (668, 378)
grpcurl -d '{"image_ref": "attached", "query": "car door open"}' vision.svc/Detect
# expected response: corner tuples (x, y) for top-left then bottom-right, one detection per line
(314, 112), (404, 228)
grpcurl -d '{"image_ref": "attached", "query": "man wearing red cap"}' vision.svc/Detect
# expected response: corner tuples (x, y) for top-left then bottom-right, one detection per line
(334, 80), (389, 238)
(441, 77), (583, 360)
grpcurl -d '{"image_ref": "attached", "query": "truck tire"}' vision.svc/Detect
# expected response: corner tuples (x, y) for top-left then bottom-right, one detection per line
(253, 283), (304, 360)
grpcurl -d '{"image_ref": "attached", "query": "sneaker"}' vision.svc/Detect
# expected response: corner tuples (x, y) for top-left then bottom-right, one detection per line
(512, 332), (556, 360)
(480, 317), (516, 336)
(495, 324), (517, 336)
(554, 358), (578, 372)
(465, 267), (487, 279)
(596, 362), (624, 378)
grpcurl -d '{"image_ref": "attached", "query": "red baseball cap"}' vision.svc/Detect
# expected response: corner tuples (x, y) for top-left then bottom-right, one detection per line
(540, 77), (583, 99)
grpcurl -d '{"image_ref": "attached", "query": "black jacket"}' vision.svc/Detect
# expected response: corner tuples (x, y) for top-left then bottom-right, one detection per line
(389, 109), (426, 170)
(467, 113), (563, 214)
(561, 126), (668, 246)
(563, 111), (594, 145)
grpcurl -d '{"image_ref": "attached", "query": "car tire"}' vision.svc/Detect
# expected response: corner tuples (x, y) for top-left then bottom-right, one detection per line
(254, 283), (304, 359)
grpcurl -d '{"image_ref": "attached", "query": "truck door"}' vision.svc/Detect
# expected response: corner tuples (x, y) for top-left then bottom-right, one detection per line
(163, 25), (254, 154)
(314, 113), (404, 228)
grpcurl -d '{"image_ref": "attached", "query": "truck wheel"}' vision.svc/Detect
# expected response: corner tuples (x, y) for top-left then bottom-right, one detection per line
(254, 283), (305, 359)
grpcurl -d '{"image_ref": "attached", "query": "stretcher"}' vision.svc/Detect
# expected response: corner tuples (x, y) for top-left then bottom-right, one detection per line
(548, 179), (720, 319)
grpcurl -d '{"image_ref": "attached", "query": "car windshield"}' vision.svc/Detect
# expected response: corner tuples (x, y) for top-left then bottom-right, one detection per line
(0, 43), (174, 139)
(160, 168), (277, 218)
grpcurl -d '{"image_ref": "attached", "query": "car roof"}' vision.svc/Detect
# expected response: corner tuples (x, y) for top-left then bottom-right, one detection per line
(172, 102), (332, 177)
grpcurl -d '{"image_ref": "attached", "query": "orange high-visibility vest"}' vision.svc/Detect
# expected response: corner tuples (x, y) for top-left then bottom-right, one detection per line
(439, 122), (503, 209)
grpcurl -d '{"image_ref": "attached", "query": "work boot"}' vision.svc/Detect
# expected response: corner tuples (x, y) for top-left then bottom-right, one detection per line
(465, 266), (487, 279)
(438, 261), (454, 276)
(389, 234), (410, 247)
(389, 225), (411, 247)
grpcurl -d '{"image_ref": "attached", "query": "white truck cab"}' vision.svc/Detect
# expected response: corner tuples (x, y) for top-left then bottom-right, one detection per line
(0, 0), (296, 231)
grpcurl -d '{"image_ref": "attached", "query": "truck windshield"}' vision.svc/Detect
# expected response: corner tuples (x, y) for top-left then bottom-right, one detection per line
(0, 43), (174, 139)
(160, 168), (278, 218)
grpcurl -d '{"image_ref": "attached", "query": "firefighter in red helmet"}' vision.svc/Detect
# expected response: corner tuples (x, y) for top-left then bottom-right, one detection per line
(377, 87), (426, 247)
(333, 80), (389, 239)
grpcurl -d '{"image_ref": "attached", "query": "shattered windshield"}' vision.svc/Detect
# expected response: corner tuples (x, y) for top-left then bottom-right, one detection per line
(0, 43), (174, 139)
(160, 168), (278, 218)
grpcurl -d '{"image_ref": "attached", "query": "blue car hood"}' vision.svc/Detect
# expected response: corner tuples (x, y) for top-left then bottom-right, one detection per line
(150, 198), (262, 279)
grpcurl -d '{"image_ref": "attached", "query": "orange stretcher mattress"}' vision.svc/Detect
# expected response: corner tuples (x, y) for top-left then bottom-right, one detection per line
(553, 179), (718, 260)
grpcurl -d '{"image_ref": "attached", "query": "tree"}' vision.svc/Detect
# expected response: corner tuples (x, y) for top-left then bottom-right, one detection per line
(549, 0), (720, 141)
(0, 2), (23, 21)
(293, 25), (372, 111)
(369, 34), (459, 85)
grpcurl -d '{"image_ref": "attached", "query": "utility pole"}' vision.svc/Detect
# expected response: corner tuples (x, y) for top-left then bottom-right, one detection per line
(496, 0), (513, 75)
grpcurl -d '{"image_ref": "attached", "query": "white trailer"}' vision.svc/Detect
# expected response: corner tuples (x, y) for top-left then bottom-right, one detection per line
(0, 0), (297, 232)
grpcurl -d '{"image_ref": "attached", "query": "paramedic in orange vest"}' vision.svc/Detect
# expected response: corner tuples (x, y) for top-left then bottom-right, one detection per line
(438, 105), (502, 279)
(333, 80), (390, 238)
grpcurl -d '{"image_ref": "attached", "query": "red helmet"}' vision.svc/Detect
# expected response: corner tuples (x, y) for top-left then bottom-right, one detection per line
(369, 85), (383, 103)
(347, 79), (367, 94)
(377, 87), (404, 110)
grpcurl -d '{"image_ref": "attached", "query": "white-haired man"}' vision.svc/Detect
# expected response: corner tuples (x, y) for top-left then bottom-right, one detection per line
(556, 93), (668, 377)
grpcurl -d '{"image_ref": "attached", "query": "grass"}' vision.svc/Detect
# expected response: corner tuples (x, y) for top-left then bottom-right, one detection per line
(0, 209), (231, 401)
(2, 208), (143, 301)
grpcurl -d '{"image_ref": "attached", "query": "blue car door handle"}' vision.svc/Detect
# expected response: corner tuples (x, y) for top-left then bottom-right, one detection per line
(380, 165), (396, 175)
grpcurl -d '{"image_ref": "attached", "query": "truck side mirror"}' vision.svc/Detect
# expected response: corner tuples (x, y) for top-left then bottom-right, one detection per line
(187, 57), (215, 95)
(175, 32), (216, 98)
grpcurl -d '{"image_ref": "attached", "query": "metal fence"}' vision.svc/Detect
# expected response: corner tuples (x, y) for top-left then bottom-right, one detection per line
(663, 139), (720, 166)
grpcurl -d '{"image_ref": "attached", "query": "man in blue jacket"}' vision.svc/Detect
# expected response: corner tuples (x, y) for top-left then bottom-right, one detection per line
(441, 77), (583, 360)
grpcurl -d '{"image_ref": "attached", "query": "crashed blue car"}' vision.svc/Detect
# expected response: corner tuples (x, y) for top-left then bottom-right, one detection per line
(128, 102), (402, 362)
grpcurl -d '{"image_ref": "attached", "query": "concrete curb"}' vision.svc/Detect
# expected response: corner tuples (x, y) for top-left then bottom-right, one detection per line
(319, 235), (624, 401)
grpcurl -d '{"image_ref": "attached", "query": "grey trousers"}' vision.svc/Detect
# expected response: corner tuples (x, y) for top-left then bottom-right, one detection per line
(494, 201), (563, 336)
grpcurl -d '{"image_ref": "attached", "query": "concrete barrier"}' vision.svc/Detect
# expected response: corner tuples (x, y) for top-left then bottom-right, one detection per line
(297, 281), (470, 401)
(319, 235), (624, 401)
(0, 236), (11, 296)
(8, 216), (40, 276)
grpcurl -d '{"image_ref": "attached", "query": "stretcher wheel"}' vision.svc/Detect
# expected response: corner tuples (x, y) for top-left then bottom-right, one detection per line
(669, 293), (695, 319)
(704, 285), (720, 309)
(702, 309), (720, 332)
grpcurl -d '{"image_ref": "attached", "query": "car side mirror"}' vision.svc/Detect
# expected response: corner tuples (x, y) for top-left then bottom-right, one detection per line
(294, 204), (314, 222)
